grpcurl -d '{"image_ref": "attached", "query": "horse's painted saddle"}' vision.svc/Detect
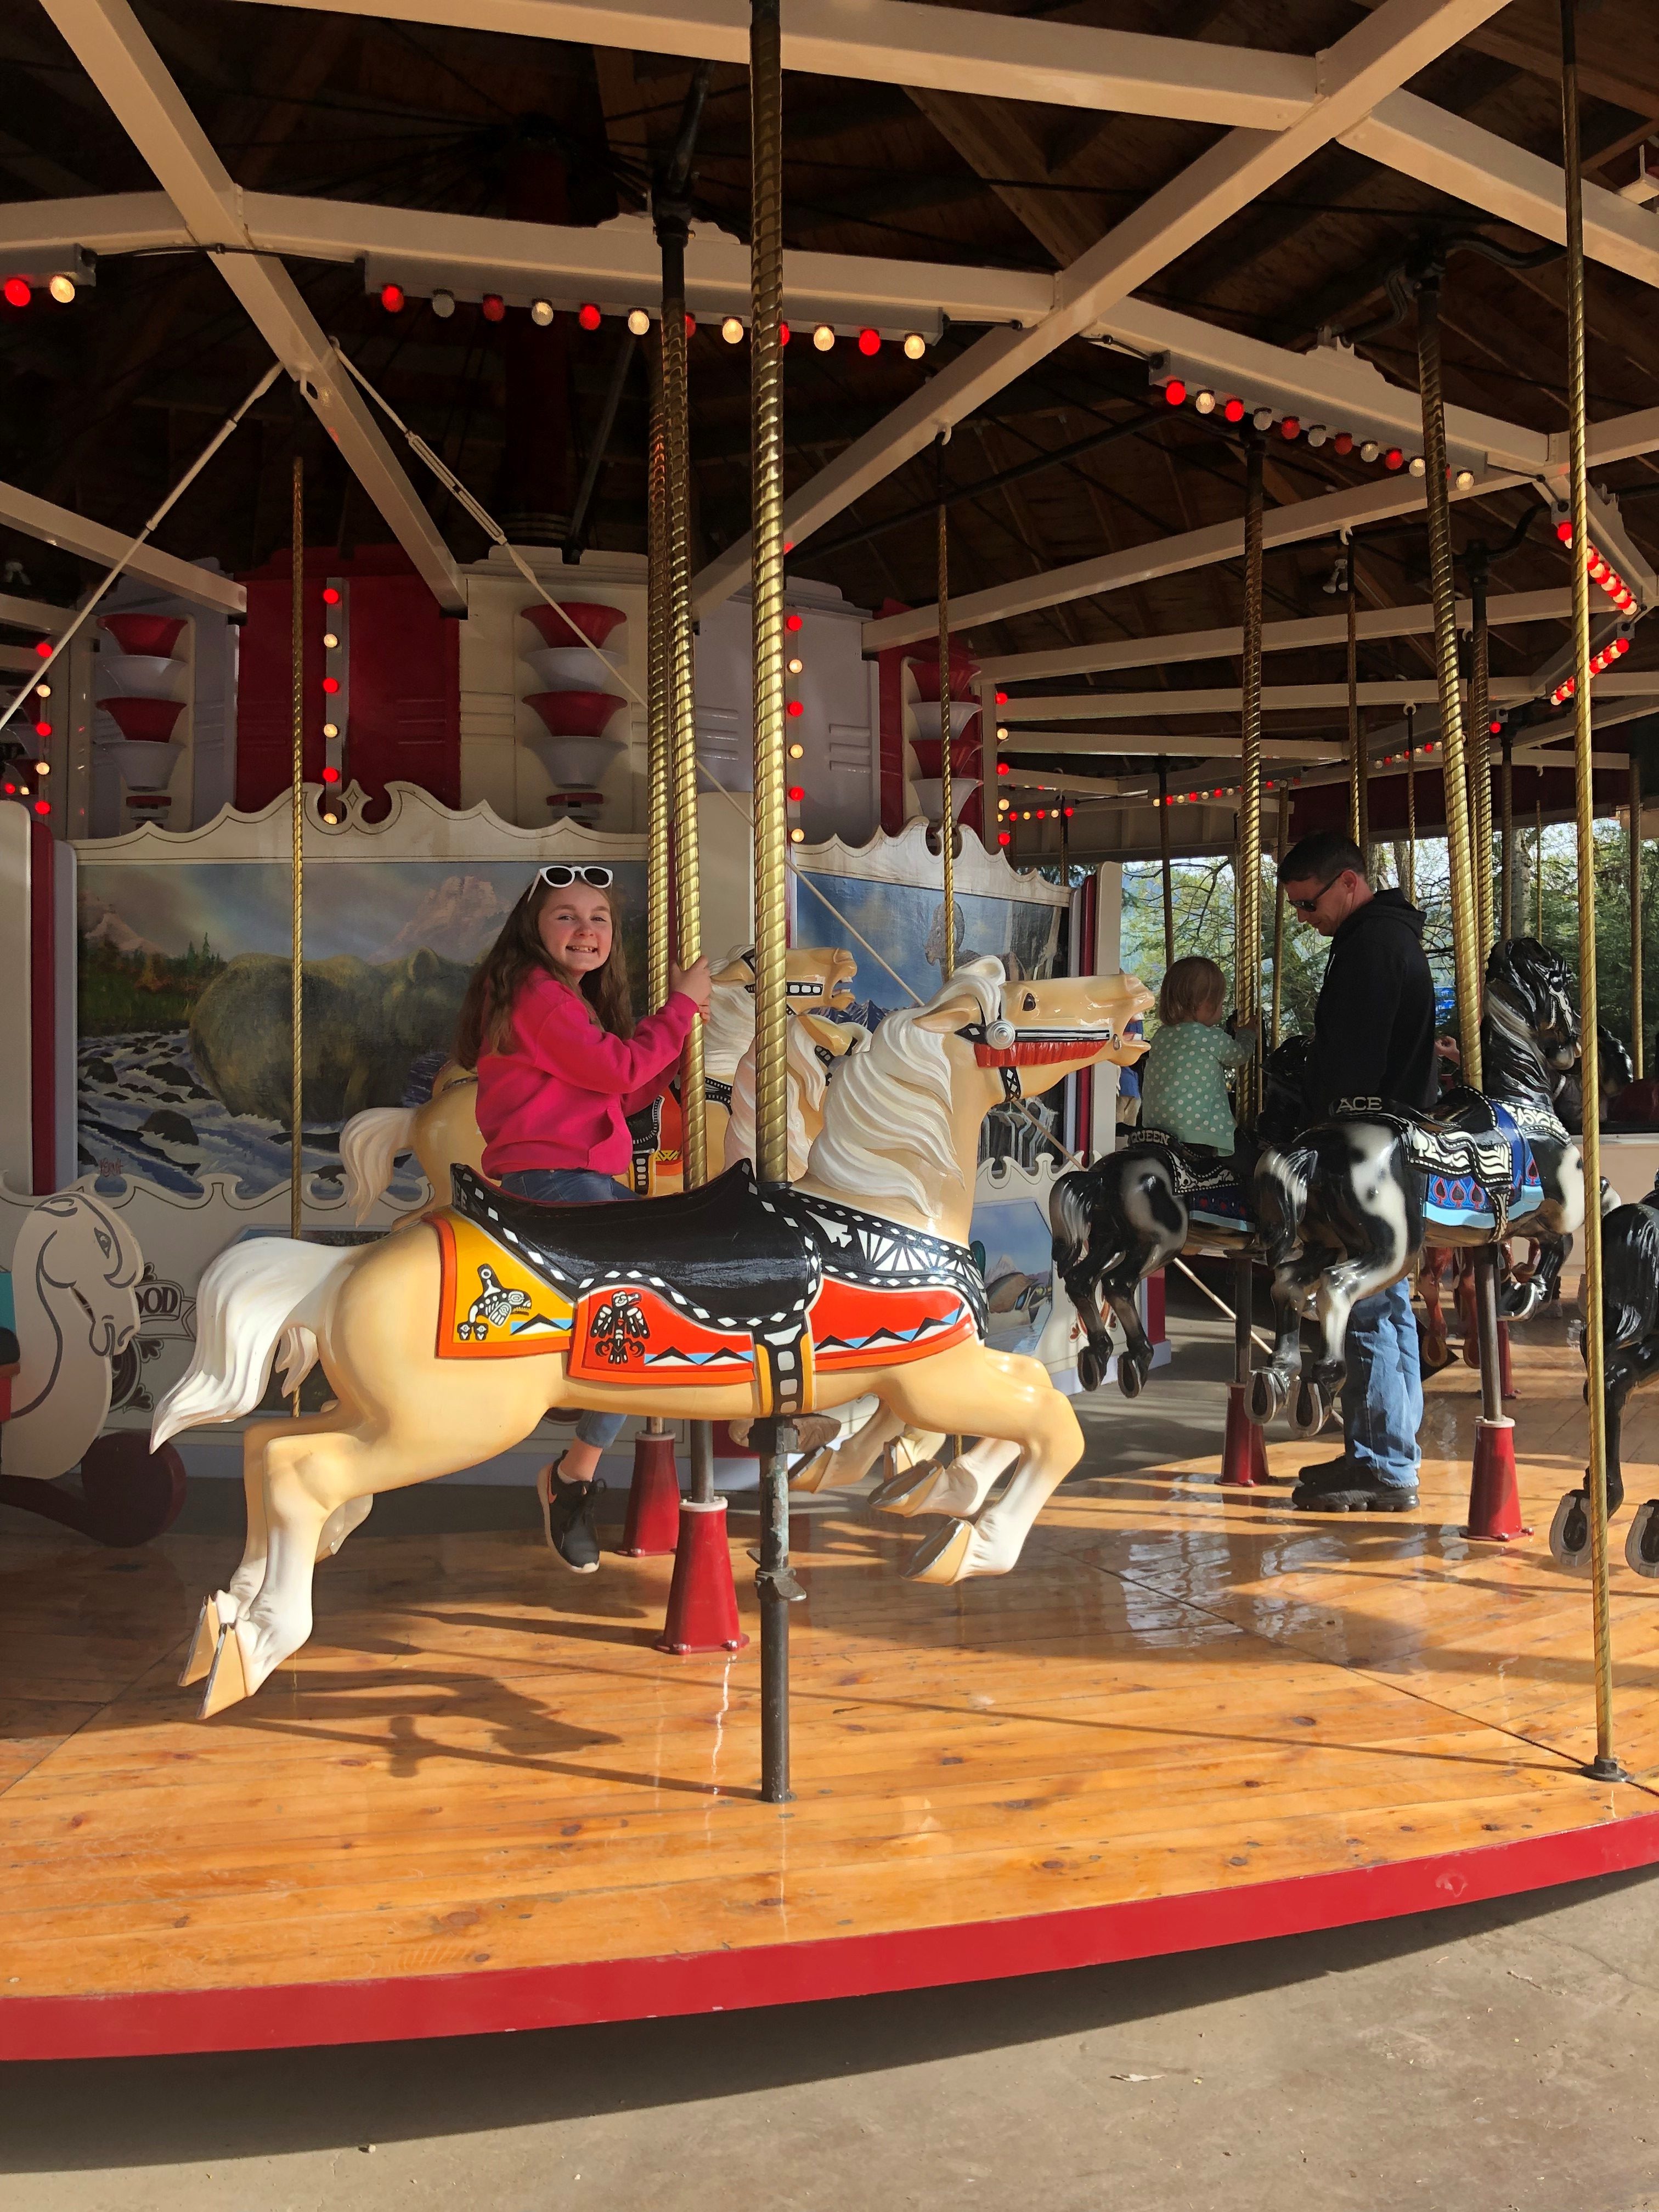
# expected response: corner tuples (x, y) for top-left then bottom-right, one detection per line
(1335, 1090), (1557, 1239)
(427, 1162), (986, 1418)
(1128, 1128), (1252, 1227)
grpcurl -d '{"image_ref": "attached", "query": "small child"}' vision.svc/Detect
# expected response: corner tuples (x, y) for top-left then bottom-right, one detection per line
(1139, 955), (1258, 1156)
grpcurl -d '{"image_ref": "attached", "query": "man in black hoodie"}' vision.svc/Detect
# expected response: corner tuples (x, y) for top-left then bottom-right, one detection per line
(1277, 830), (1438, 1514)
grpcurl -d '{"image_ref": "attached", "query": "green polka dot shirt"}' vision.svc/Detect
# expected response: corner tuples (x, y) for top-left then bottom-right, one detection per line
(1139, 1020), (1252, 1151)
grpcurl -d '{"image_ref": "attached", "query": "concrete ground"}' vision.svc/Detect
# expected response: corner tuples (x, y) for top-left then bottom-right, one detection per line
(7, 1293), (1659, 2212)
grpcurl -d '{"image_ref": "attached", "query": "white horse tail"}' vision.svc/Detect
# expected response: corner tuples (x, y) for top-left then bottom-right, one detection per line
(151, 1240), (351, 1448)
(340, 1104), (419, 1222)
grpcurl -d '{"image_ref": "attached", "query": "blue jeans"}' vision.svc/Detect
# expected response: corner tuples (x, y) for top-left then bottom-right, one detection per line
(1341, 1277), (1421, 1490)
(499, 1168), (626, 1451)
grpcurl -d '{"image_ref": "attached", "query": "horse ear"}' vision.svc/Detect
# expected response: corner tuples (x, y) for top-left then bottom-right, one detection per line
(915, 994), (984, 1033)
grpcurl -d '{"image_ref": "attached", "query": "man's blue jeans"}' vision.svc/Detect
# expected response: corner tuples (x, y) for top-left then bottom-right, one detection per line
(499, 1167), (625, 1451)
(1341, 1277), (1421, 1489)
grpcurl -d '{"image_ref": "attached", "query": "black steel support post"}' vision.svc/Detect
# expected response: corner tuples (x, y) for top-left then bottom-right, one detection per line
(755, 1414), (800, 1802)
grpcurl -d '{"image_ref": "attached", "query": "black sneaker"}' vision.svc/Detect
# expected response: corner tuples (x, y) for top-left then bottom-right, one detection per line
(1291, 1460), (1418, 1513)
(538, 1465), (604, 1572)
(1297, 1455), (1350, 1486)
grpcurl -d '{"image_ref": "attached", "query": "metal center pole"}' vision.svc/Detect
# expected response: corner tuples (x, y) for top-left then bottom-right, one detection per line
(1345, 537), (1364, 858)
(749, 0), (797, 1805)
(1417, 275), (1483, 1088)
(1632, 744), (1645, 1081)
(289, 452), (305, 1370)
(1469, 547), (1496, 969)
(937, 437), (955, 979)
(1561, 0), (1620, 1781)
(1157, 758), (1174, 968)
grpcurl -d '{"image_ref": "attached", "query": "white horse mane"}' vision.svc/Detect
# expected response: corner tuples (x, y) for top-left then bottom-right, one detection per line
(725, 1014), (830, 1181)
(806, 957), (1004, 1216)
(703, 979), (758, 1080)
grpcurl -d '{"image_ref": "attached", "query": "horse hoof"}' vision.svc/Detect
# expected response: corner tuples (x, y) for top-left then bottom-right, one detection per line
(902, 1518), (977, 1585)
(199, 1618), (255, 1718)
(1115, 1357), (1144, 1401)
(1549, 1488), (1592, 1570)
(1247, 1370), (1282, 1425)
(1627, 1501), (1659, 1578)
(789, 1446), (836, 1493)
(1291, 1381), (1327, 1436)
(1079, 1345), (1104, 1393)
(869, 1458), (943, 1514)
(178, 1590), (236, 1688)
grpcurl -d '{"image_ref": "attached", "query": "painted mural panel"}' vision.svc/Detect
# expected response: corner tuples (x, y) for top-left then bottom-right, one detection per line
(77, 860), (649, 1198)
(797, 872), (1064, 1030)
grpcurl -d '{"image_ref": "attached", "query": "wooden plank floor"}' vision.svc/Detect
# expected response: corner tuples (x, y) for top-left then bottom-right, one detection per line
(4, 1303), (1659, 2053)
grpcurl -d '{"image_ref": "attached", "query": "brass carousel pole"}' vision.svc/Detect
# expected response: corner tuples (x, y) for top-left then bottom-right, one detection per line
(1501, 730), (1515, 941)
(656, 94), (715, 1511)
(1157, 758), (1175, 968)
(289, 450), (305, 1416)
(1221, 433), (1265, 1487)
(1469, 546), (1496, 968)
(1561, 0), (1621, 1780)
(1536, 798), (1545, 936)
(641, 320), (679, 1470)
(1345, 535), (1365, 862)
(1417, 269), (1482, 1090)
(937, 436), (955, 980)
(749, 0), (798, 1804)
(1630, 743), (1645, 1080)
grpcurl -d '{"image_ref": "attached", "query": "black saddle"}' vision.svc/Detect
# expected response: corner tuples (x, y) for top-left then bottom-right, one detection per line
(1127, 1126), (1247, 1202)
(449, 1160), (819, 1335)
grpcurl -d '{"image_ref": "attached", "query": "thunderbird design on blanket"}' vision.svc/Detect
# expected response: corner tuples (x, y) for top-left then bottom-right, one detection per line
(432, 1161), (986, 1418)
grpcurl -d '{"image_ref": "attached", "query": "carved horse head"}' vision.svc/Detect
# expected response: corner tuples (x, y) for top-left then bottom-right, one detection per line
(25, 1193), (143, 1359)
(1486, 936), (1581, 1080)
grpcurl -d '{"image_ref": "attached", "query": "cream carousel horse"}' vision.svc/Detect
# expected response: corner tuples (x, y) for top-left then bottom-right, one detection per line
(340, 946), (860, 1222)
(155, 958), (1150, 1713)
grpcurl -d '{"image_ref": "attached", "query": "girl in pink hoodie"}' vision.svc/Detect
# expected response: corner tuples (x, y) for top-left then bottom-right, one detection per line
(455, 864), (709, 1571)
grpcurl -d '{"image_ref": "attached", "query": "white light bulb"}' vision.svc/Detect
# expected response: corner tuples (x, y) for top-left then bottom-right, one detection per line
(789, 826), (805, 843)
(1194, 389), (1216, 415)
(1252, 407), (1274, 431)
(33, 760), (49, 776)
(48, 274), (75, 305)
(996, 724), (1008, 742)
(323, 631), (338, 650)
(34, 682), (49, 698)
(1307, 424), (1328, 448)
(323, 721), (338, 740)
(812, 324), (835, 352)
(627, 308), (651, 337)
(1407, 454), (1426, 477)
(903, 332), (926, 360)
(1454, 467), (1475, 491)
(1359, 439), (1380, 463)
(787, 656), (803, 675)
(431, 290), (455, 320)
(531, 299), (555, 328)
(788, 742), (804, 759)
(721, 316), (744, 345)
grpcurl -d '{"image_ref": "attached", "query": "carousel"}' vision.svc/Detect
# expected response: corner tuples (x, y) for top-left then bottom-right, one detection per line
(4, 0), (1659, 2063)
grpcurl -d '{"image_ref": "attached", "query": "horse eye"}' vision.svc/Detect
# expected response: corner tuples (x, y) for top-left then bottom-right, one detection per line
(96, 1232), (112, 1256)
(1022, 991), (1037, 1012)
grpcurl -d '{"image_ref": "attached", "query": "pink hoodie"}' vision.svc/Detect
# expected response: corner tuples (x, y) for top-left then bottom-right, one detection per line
(477, 969), (698, 1178)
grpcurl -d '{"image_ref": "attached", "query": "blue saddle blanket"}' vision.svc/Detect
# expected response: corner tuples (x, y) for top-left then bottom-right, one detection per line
(1421, 1102), (1543, 1233)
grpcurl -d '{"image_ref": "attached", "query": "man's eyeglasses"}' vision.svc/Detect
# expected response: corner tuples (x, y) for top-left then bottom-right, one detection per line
(1289, 890), (1328, 915)
(536, 865), (613, 889)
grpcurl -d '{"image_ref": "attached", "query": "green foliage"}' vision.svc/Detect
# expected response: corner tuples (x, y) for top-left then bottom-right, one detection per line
(78, 938), (227, 1037)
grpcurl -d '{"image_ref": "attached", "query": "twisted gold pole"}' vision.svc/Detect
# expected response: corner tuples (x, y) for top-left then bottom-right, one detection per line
(661, 241), (706, 1189)
(1417, 277), (1482, 1087)
(1470, 555), (1495, 967)
(1404, 707), (1417, 907)
(936, 441), (955, 981)
(1632, 747), (1645, 1079)
(749, 0), (788, 1191)
(1536, 798), (1545, 936)
(1235, 437), (1264, 1127)
(1501, 731), (1515, 940)
(1561, 0), (1619, 1781)
(1346, 541), (1363, 855)
(646, 342), (672, 1016)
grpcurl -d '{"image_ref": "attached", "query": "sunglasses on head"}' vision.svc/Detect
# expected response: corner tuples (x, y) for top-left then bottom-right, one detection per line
(536, 865), (613, 890)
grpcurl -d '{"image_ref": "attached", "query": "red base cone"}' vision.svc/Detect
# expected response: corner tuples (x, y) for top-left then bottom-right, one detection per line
(619, 1431), (682, 1556)
(657, 1499), (749, 1653)
(1218, 1383), (1270, 1487)
(1462, 1415), (1532, 1541)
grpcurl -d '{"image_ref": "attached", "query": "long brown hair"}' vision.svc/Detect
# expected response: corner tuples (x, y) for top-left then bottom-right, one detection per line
(455, 874), (635, 1066)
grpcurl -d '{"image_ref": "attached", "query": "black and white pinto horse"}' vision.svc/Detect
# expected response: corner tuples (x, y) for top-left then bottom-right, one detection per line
(1048, 1038), (1308, 1397)
(1249, 937), (1584, 1436)
(1551, 1187), (1659, 1577)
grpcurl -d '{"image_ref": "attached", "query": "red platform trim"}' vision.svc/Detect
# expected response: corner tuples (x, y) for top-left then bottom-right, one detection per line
(5, 1809), (1657, 2061)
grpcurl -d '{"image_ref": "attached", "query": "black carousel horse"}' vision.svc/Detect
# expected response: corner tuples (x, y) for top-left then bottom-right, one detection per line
(1048, 1036), (1307, 1397)
(1249, 937), (1584, 1436)
(1550, 1184), (1659, 1576)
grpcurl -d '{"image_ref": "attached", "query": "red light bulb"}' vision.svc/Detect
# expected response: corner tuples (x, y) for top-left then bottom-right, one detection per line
(785, 613), (803, 633)
(33, 639), (50, 658)
(780, 321), (790, 346)
(786, 698), (804, 718)
(1164, 379), (1186, 407)
(1557, 518), (1575, 543)
(482, 294), (505, 323)
(379, 283), (404, 313)
(997, 762), (1009, 777)
(3, 277), (30, 309)
(577, 302), (601, 331)
(997, 831), (1011, 846)
(1384, 448), (1404, 471)
(1333, 431), (1353, 456)
(33, 720), (49, 739)
(1222, 396), (1244, 424)
(321, 586), (341, 605)
(321, 765), (341, 784)
(857, 328), (880, 356)
(1064, 805), (1075, 817)
(32, 800), (48, 817)
(321, 675), (340, 694)
(787, 785), (804, 802)
(684, 312), (696, 336)
(995, 690), (1008, 705)
(1280, 416), (1300, 439)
